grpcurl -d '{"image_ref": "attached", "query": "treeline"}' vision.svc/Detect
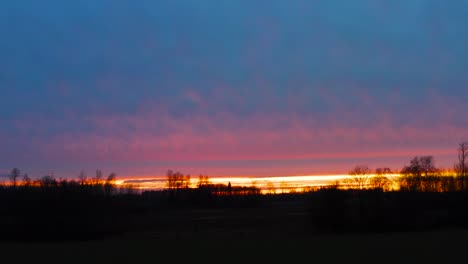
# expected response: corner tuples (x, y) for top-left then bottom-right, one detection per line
(310, 142), (468, 233)
(0, 169), (140, 241)
(0, 169), (263, 241)
(2, 142), (468, 240)
(310, 188), (468, 233)
(342, 156), (468, 192)
(165, 169), (260, 196)
(3, 169), (125, 191)
(142, 170), (262, 208)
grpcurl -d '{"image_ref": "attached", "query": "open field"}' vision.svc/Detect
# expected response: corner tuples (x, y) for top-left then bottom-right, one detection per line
(1, 197), (468, 264)
(2, 227), (468, 264)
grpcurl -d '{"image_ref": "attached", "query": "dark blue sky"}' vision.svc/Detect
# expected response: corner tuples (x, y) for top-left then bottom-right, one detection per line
(1, 1), (468, 178)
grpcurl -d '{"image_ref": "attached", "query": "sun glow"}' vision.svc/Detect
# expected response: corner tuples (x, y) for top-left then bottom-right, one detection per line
(117, 172), (411, 194)
(120, 174), (365, 192)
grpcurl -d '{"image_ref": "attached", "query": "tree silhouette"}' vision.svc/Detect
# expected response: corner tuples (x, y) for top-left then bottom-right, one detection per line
(167, 170), (190, 190)
(400, 156), (440, 192)
(22, 173), (31, 186)
(419, 156), (438, 176)
(401, 156), (438, 177)
(39, 175), (58, 188)
(456, 142), (468, 176)
(265, 181), (275, 194)
(93, 169), (103, 185)
(197, 175), (210, 188)
(105, 173), (117, 194)
(79, 171), (87, 186)
(347, 165), (371, 190)
(9, 168), (20, 188)
(371, 168), (392, 190)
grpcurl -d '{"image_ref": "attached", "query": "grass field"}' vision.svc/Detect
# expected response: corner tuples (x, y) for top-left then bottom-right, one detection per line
(1, 198), (468, 263)
(2, 228), (468, 263)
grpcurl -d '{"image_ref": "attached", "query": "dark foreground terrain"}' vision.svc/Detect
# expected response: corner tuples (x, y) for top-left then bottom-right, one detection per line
(2, 194), (468, 264)
(3, 174), (468, 264)
(1, 221), (467, 263)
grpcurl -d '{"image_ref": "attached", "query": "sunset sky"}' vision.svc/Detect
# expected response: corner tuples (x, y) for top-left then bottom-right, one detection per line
(1, 1), (468, 180)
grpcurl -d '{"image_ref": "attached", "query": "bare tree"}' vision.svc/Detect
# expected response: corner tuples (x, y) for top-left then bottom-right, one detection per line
(400, 156), (439, 192)
(265, 181), (275, 194)
(456, 142), (468, 177)
(9, 168), (20, 188)
(39, 175), (58, 188)
(167, 170), (190, 190)
(401, 156), (438, 177)
(22, 174), (32, 186)
(167, 170), (176, 189)
(93, 169), (103, 185)
(79, 171), (87, 185)
(105, 173), (117, 194)
(375, 167), (392, 175)
(419, 156), (438, 176)
(371, 167), (392, 190)
(197, 175), (211, 188)
(184, 174), (191, 189)
(347, 165), (372, 190)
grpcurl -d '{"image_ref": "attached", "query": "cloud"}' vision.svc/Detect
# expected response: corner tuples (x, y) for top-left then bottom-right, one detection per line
(2, 0), (468, 177)
(21, 88), (465, 172)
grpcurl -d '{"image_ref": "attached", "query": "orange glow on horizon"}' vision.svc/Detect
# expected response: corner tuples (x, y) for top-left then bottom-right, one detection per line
(118, 173), (404, 192)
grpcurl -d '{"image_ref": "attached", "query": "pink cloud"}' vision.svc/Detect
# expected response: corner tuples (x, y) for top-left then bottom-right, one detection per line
(41, 96), (466, 161)
(10, 86), (467, 176)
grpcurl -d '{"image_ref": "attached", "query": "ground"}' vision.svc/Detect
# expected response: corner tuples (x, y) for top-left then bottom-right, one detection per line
(1, 198), (467, 263)
(2, 228), (468, 263)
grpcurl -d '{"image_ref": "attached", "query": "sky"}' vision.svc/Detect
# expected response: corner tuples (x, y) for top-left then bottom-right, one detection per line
(1, 0), (468, 179)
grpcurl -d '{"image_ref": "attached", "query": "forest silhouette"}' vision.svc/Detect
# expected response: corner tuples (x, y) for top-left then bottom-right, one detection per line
(2, 142), (468, 241)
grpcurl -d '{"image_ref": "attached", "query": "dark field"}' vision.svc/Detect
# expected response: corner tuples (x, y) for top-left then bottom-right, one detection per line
(2, 196), (468, 264)
(3, 230), (468, 264)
